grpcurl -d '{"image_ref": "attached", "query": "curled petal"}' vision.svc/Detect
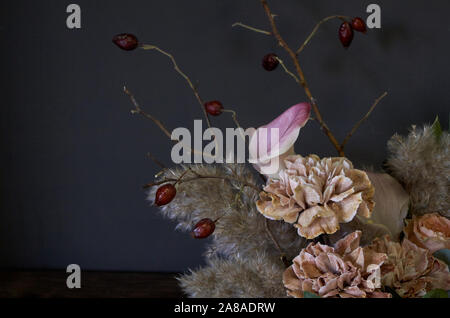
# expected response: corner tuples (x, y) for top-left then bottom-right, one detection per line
(367, 235), (450, 297)
(404, 213), (450, 253)
(249, 103), (311, 176)
(283, 231), (390, 298)
(367, 172), (409, 240)
(295, 206), (340, 239)
(334, 230), (362, 256)
(256, 192), (300, 223)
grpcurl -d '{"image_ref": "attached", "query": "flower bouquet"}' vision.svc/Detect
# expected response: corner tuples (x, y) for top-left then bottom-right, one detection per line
(113, 0), (450, 298)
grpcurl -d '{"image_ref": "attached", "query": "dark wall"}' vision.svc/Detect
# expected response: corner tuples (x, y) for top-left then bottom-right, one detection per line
(0, 0), (448, 272)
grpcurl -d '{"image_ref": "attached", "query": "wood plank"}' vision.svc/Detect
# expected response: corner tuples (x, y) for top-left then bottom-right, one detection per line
(0, 271), (184, 298)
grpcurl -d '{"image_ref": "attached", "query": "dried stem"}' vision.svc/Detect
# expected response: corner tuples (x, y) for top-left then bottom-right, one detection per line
(260, 0), (344, 156)
(275, 56), (300, 83)
(221, 108), (247, 144)
(125, 86), (216, 160)
(143, 172), (261, 192)
(296, 15), (349, 54)
(147, 152), (166, 169)
(265, 219), (289, 267)
(340, 91), (388, 150)
(173, 169), (189, 186)
(140, 44), (212, 129)
(232, 22), (271, 35)
(124, 86), (173, 139)
(147, 152), (167, 178)
(222, 109), (242, 129)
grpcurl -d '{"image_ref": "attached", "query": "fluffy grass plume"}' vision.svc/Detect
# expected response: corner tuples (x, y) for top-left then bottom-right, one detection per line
(177, 254), (287, 298)
(387, 125), (449, 217)
(148, 164), (306, 297)
(149, 125), (450, 297)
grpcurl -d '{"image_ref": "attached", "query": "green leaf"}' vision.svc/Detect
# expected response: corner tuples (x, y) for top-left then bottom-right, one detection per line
(433, 249), (450, 267)
(303, 291), (320, 298)
(431, 116), (443, 142)
(423, 289), (448, 298)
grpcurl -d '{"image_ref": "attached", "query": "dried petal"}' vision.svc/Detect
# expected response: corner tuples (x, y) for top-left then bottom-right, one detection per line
(283, 231), (391, 298)
(256, 155), (375, 239)
(249, 103), (311, 177)
(368, 235), (450, 297)
(367, 172), (409, 240)
(404, 213), (450, 253)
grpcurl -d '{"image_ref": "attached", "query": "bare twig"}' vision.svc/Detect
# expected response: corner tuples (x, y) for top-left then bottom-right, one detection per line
(147, 152), (166, 169)
(173, 169), (189, 186)
(147, 152), (167, 178)
(125, 86), (216, 160)
(221, 108), (247, 145)
(232, 22), (271, 35)
(296, 15), (349, 54)
(124, 86), (173, 139)
(265, 219), (289, 267)
(143, 173), (261, 192)
(260, 0), (344, 156)
(222, 109), (242, 129)
(275, 56), (300, 83)
(140, 44), (212, 129)
(340, 91), (388, 150)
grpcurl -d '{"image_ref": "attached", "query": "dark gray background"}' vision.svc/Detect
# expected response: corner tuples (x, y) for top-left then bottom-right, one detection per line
(0, 0), (448, 272)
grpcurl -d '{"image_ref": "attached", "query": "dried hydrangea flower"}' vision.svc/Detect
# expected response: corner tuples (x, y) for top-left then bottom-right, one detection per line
(283, 231), (391, 298)
(256, 155), (375, 239)
(403, 213), (450, 253)
(368, 235), (450, 298)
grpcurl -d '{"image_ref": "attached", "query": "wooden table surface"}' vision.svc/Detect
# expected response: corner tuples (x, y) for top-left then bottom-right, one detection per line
(0, 271), (184, 298)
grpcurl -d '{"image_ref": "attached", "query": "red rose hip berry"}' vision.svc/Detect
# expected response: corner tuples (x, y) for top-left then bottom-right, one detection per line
(262, 53), (279, 71)
(191, 218), (216, 239)
(204, 100), (224, 116)
(338, 22), (354, 48)
(112, 33), (139, 51)
(351, 17), (367, 34)
(155, 184), (176, 206)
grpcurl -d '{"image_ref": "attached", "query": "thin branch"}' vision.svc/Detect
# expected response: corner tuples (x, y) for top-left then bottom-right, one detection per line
(260, 0), (344, 156)
(221, 108), (248, 146)
(124, 86), (173, 139)
(222, 109), (242, 129)
(147, 152), (167, 178)
(147, 152), (166, 169)
(275, 56), (300, 83)
(296, 15), (349, 54)
(341, 91), (388, 150)
(232, 22), (271, 35)
(140, 44), (212, 129)
(265, 219), (290, 267)
(173, 169), (189, 186)
(125, 86), (216, 160)
(143, 174), (261, 192)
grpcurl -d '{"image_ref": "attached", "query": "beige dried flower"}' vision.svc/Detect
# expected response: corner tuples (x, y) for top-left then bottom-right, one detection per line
(366, 172), (409, 240)
(368, 235), (450, 298)
(256, 155), (375, 239)
(403, 213), (450, 253)
(283, 231), (391, 298)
